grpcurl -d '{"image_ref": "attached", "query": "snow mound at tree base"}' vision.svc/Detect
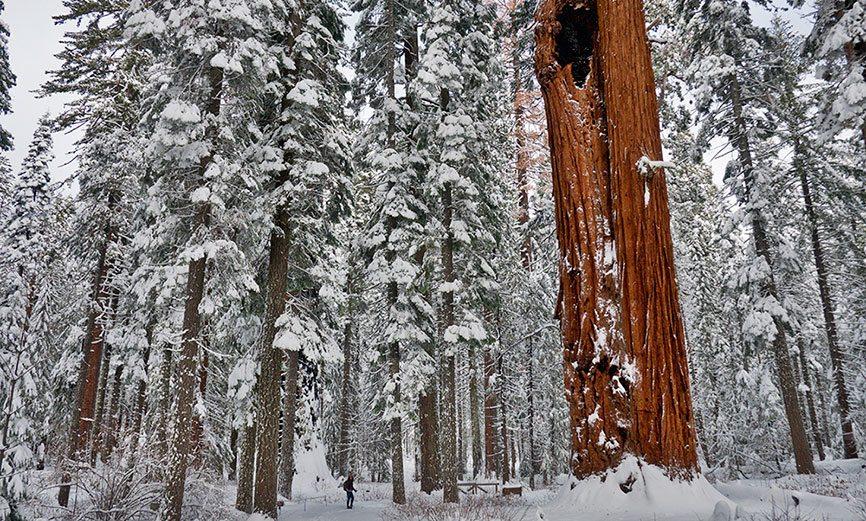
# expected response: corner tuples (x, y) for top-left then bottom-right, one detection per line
(539, 456), (736, 520)
(290, 435), (338, 499)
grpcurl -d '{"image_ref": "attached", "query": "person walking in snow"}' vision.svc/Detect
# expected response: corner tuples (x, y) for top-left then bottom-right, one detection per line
(343, 472), (357, 509)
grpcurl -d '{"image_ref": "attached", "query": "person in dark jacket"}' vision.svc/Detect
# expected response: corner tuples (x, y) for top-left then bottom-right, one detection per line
(343, 472), (357, 509)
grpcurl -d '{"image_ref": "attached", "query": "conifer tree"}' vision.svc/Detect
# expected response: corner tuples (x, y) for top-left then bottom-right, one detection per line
(252, 0), (352, 514)
(0, 1), (14, 151)
(0, 115), (55, 513)
(353, 0), (428, 503)
(124, 1), (271, 516)
(678, 0), (815, 473)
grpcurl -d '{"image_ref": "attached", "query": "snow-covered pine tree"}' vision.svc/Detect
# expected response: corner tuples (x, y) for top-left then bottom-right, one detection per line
(413, 0), (503, 501)
(678, 0), (815, 473)
(0, 115), (55, 515)
(42, 2), (151, 506)
(251, 0), (353, 515)
(764, 20), (861, 459)
(0, 1), (14, 151)
(124, 0), (271, 516)
(352, 0), (429, 502)
(809, 0), (866, 150)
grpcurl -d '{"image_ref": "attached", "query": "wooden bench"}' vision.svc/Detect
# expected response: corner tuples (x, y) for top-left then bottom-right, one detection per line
(502, 485), (523, 497)
(457, 481), (500, 495)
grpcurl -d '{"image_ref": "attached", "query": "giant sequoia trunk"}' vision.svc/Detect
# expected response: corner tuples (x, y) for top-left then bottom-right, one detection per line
(160, 66), (224, 520)
(535, 0), (699, 478)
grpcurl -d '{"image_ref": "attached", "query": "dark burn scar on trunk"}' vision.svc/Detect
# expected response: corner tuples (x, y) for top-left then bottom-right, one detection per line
(555, 4), (597, 89)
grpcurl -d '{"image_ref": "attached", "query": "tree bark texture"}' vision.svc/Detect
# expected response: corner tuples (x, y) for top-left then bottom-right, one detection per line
(797, 340), (825, 461)
(535, 0), (699, 478)
(482, 344), (497, 478)
(236, 421), (256, 514)
(441, 171), (458, 503)
(280, 351), (300, 499)
(254, 205), (291, 518)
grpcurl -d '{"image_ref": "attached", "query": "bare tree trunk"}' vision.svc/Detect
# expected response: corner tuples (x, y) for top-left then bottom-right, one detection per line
(90, 343), (113, 465)
(419, 349), (441, 492)
(482, 339), (497, 478)
(253, 204), (292, 518)
(160, 65), (223, 520)
(797, 340), (826, 461)
(796, 152), (858, 459)
(441, 104), (458, 501)
(236, 421), (256, 514)
(280, 351), (299, 499)
(59, 233), (112, 507)
(469, 343), (482, 478)
(727, 75), (814, 474)
(535, 0), (699, 477)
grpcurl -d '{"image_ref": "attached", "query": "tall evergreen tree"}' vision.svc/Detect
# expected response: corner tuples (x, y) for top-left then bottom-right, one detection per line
(0, 1), (14, 151)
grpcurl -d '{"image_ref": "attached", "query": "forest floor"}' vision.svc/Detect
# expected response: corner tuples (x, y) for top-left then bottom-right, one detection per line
(273, 458), (865, 521)
(17, 458), (864, 520)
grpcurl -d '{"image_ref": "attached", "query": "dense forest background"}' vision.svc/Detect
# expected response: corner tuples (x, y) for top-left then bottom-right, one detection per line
(0, 0), (863, 518)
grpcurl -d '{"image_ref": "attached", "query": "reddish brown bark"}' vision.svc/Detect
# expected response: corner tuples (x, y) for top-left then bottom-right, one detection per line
(482, 344), (497, 478)
(59, 232), (113, 507)
(535, 0), (698, 477)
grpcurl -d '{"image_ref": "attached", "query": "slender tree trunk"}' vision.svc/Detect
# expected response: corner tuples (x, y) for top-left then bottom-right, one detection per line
(797, 340), (826, 461)
(191, 348), (209, 467)
(796, 152), (858, 459)
(59, 233), (112, 507)
(535, 0), (699, 477)
(91, 343), (113, 465)
(253, 205), (292, 518)
(160, 65), (223, 520)
(156, 342), (174, 457)
(468, 344), (482, 478)
(229, 429), (239, 481)
(338, 296), (353, 476)
(236, 421), (256, 514)
(419, 348), (441, 492)
(483, 339), (497, 478)
(727, 75), (814, 474)
(101, 363), (124, 461)
(280, 351), (299, 499)
(441, 93), (458, 501)
(497, 353), (502, 483)
(130, 333), (151, 448)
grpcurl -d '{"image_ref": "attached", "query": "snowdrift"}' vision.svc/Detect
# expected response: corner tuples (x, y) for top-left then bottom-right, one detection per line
(290, 435), (338, 499)
(539, 456), (736, 520)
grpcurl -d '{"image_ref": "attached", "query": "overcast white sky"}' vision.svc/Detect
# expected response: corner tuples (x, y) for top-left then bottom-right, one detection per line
(1, 0), (79, 184)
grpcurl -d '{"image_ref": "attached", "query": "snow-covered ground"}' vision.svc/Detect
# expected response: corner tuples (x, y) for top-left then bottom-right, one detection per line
(273, 458), (865, 521)
(18, 457), (864, 520)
